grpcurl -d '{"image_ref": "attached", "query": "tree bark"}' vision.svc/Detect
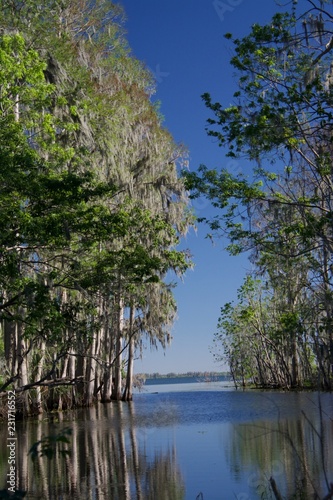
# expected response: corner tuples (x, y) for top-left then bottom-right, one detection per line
(122, 306), (135, 401)
(111, 294), (124, 401)
(16, 314), (29, 416)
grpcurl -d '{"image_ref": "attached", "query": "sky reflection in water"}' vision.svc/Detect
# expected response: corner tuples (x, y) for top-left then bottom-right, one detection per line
(1, 384), (332, 499)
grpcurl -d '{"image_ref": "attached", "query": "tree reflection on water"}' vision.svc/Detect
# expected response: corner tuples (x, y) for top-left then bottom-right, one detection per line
(227, 411), (333, 499)
(0, 402), (185, 500)
(0, 390), (332, 499)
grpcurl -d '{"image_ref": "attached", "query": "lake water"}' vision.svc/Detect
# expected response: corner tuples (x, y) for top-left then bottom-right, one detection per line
(1, 380), (333, 499)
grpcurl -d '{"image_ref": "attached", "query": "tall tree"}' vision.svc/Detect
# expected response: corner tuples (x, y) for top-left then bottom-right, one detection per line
(185, 0), (333, 389)
(0, 1), (191, 412)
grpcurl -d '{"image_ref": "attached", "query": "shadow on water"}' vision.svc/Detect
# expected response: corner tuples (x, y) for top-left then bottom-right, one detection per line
(0, 389), (332, 499)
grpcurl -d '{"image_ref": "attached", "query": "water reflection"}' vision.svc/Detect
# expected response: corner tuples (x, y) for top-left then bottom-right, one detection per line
(0, 403), (185, 500)
(0, 390), (332, 499)
(228, 414), (333, 499)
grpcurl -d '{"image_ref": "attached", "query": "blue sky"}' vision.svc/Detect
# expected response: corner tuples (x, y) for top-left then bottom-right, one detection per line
(118, 0), (295, 374)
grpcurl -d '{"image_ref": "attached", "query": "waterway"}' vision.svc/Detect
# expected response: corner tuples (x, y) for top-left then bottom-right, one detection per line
(0, 379), (332, 499)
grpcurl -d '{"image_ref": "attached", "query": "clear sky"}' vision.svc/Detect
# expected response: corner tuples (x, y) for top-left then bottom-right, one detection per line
(117, 0), (296, 374)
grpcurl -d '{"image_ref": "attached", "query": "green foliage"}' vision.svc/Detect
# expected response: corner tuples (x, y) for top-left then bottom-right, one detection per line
(200, 1), (333, 388)
(0, 1), (191, 410)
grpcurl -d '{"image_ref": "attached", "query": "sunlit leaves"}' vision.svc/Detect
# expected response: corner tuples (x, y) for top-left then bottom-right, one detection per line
(190, 1), (333, 388)
(0, 0), (192, 409)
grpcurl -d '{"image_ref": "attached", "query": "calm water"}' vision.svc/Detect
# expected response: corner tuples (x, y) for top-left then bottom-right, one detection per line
(1, 381), (333, 499)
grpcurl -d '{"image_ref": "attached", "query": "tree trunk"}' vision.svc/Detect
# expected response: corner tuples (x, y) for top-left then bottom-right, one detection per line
(85, 295), (104, 405)
(76, 353), (85, 404)
(101, 305), (113, 403)
(85, 333), (97, 406)
(4, 318), (16, 377)
(16, 315), (29, 416)
(321, 231), (333, 390)
(291, 333), (299, 387)
(35, 341), (45, 413)
(122, 306), (135, 401)
(111, 295), (124, 401)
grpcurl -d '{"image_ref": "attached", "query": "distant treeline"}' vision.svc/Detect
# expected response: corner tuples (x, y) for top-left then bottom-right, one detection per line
(137, 371), (229, 380)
